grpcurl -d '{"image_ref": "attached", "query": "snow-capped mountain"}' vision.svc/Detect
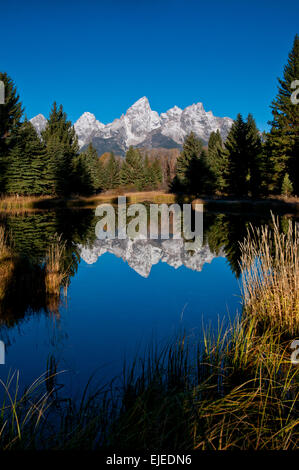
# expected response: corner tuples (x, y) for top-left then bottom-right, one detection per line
(74, 112), (105, 148)
(30, 114), (47, 135)
(78, 237), (224, 278)
(30, 97), (233, 156)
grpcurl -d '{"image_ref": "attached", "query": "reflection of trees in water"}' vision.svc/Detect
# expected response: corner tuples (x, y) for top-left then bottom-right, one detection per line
(203, 211), (293, 277)
(0, 209), (98, 329)
(0, 207), (295, 332)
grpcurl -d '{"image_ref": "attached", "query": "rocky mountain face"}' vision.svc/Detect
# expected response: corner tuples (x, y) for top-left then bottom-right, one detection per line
(78, 237), (224, 278)
(30, 114), (47, 135)
(30, 97), (233, 156)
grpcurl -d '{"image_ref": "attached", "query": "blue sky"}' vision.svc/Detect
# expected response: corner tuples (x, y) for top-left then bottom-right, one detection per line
(1, 0), (298, 131)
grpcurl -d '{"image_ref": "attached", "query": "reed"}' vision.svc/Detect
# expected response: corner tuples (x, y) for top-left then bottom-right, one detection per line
(105, 316), (298, 451)
(0, 314), (297, 450)
(0, 226), (10, 260)
(45, 234), (68, 296)
(0, 195), (52, 211)
(0, 227), (15, 302)
(240, 214), (299, 336)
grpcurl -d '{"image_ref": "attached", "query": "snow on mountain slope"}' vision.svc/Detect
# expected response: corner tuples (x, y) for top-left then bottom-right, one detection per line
(30, 97), (233, 155)
(30, 114), (47, 135)
(78, 237), (223, 278)
(74, 112), (105, 148)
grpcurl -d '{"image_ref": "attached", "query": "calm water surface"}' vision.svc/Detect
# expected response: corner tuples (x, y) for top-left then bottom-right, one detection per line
(0, 206), (293, 398)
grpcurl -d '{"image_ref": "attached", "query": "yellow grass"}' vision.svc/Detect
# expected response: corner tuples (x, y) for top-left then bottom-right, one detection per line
(73, 190), (178, 205)
(0, 227), (15, 302)
(240, 214), (299, 336)
(45, 235), (68, 296)
(0, 195), (54, 211)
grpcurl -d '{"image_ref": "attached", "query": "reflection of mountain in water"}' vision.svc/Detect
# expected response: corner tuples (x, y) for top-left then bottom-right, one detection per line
(78, 238), (225, 278)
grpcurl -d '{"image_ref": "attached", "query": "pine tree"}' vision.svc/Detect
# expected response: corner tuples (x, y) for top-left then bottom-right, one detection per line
(245, 114), (264, 197)
(207, 130), (229, 193)
(0, 73), (23, 150)
(42, 102), (79, 195)
(225, 114), (248, 196)
(120, 147), (145, 190)
(208, 130), (222, 152)
(105, 152), (120, 189)
(225, 114), (264, 197)
(42, 136), (67, 195)
(151, 157), (162, 188)
(97, 159), (107, 192)
(143, 155), (153, 188)
(281, 173), (293, 197)
(174, 132), (206, 194)
(72, 144), (102, 194)
(266, 35), (299, 194)
(0, 73), (23, 192)
(5, 120), (46, 195)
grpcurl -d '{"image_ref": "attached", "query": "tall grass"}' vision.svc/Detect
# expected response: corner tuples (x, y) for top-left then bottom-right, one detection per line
(0, 315), (297, 450)
(0, 195), (53, 211)
(0, 226), (14, 302)
(45, 234), (68, 296)
(240, 214), (299, 336)
(0, 226), (10, 260)
(0, 368), (61, 450)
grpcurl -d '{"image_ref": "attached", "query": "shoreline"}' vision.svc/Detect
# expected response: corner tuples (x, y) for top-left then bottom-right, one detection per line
(0, 191), (299, 214)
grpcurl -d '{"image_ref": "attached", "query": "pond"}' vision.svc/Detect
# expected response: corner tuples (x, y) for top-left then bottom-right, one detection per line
(0, 205), (295, 399)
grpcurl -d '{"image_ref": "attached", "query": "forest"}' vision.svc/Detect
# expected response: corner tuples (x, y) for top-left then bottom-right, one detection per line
(0, 35), (298, 200)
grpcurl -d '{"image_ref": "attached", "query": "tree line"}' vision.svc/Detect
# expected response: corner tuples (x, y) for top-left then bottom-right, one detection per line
(0, 34), (298, 198)
(172, 34), (298, 198)
(0, 90), (162, 196)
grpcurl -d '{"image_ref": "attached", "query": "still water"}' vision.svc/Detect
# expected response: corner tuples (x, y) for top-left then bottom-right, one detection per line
(0, 206), (293, 398)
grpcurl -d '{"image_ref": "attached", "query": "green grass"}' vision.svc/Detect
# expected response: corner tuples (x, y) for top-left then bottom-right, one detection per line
(0, 314), (297, 450)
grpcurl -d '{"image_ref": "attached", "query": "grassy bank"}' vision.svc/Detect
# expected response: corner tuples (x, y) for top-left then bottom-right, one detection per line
(0, 216), (298, 450)
(1, 191), (299, 213)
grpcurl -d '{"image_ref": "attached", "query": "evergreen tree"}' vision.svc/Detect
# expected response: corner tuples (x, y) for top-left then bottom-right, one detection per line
(225, 114), (264, 197)
(208, 129), (222, 152)
(173, 132), (206, 194)
(97, 159), (107, 191)
(143, 154), (153, 188)
(120, 147), (145, 190)
(105, 152), (120, 189)
(143, 156), (163, 189)
(151, 157), (162, 188)
(42, 136), (67, 195)
(0, 73), (23, 192)
(281, 173), (293, 197)
(42, 102), (78, 195)
(0, 73), (23, 151)
(207, 130), (229, 193)
(225, 114), (248, 196)
(5, 120), (46, 195)
(72, 144), (102, 194)
(246, 114), (264, 197)
(266, 35), (299, 193)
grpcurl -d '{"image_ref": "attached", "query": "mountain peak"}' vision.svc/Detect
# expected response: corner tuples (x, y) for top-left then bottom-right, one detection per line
(126, 96), (151, 114)
(31, 98), (233, 155)
(132, 96), (149, 105)
(30, 114), (47, 135)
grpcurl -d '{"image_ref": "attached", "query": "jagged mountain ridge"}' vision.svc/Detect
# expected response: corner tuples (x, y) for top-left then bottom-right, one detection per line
(30, 97), (233, 156)
(78, 237), (225, 278)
